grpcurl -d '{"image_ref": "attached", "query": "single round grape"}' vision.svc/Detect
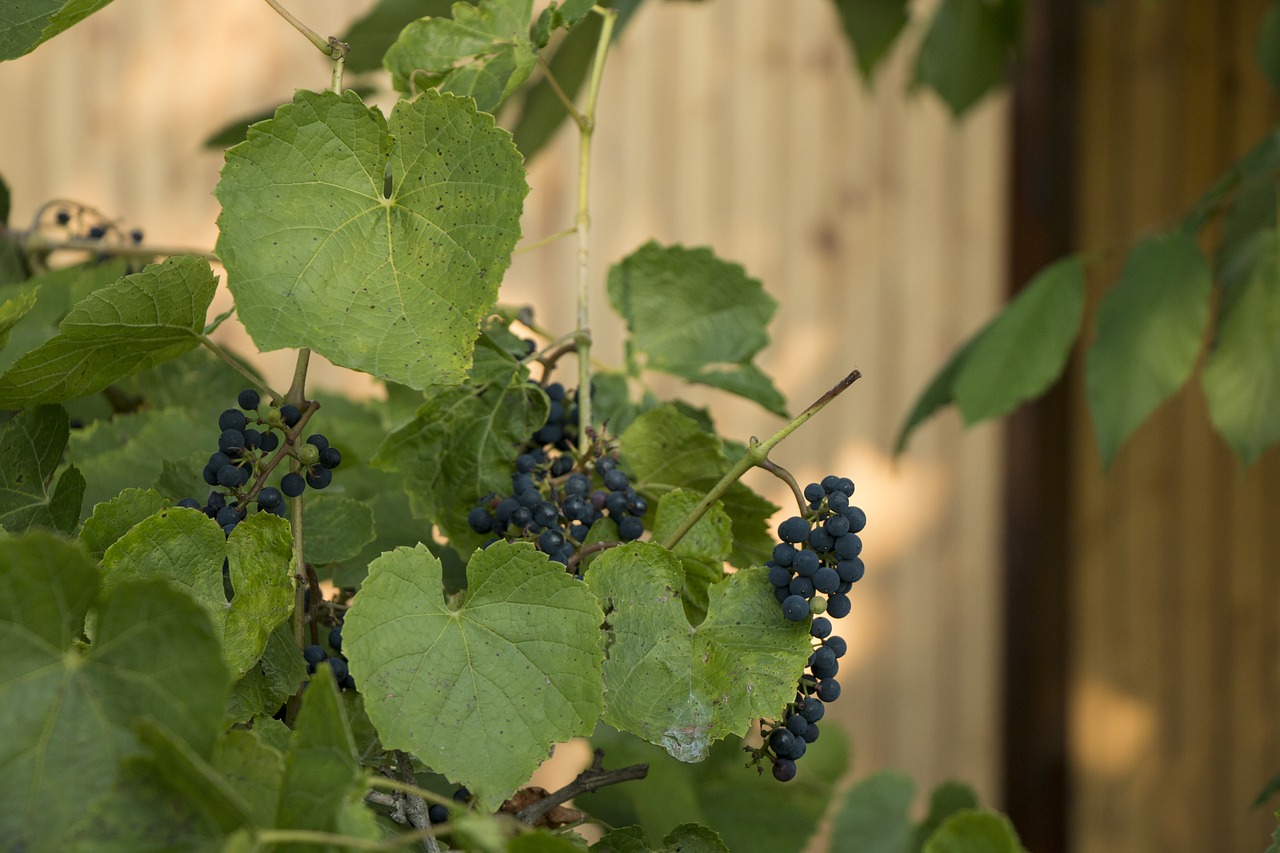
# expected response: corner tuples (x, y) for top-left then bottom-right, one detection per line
(219, 409), (247, 432)
(511, 506), (533, 528)
(549, 455), (571, 477)
(534, 422), (563, 445)
(297, 443), (320, 467)
(618, 516), (644, 541)
(824, 636), (847, 658)
(238, 389), (260, 410)
(827, 490), (849, 512)
(774, 586), (791, 603)
(280, 404), (302, 427)
(793, 549), (820, 578)
(87, 225), (107, 239)
(811, 648), (838, 678)
(495, 497), (519, 526)
(781, 595), (809, 622)
(216, 464), (241, 488)
(326, 657), (349, 682)
(533, 502), (559, 528)
(802, 722), (820, 744)
(768, 727), (797, 756)
(303, 644), (326, 668)
(468, 506), (493, 533)
(306, 465), (333, 489)
(810, 617), (832, 639)
(628, 495), (648, 516)
(516, 453), (538, 473)
(517, 488), (542, 509)
(816, 678), (841, 702)
(786, 714), (808, 737)
(809, 596), (827, 615)
(243, 429), (262, 450)
(845, 505), (867, 533)
(799, 697), (825, 723)
(834, 533), (862, 560)
(825, 515), (851, 538)
(789, 576), (815, 599)
(306, 433), (330, 452)
(803, 482), (825, 502)
(808, 528), (834, 553)
(772, 758), (798, 782)
(772, 543), (796, 567)
(207, 491), (226, 511)
(813, 566), (840, 594)
(452, 787), (472, 803)
(836, 557), (865, 584)
(130, 229), (144, 244)
(539, 528), (565, 552)
(257, 487), (283, 511)
(565, 473), (590, 497)
(281, 473), (305, 498)
(603, 468), (629, 492)
(605, 491), (629, 517)
(826, 593), (852, 619)
(546, 382), (566, 402)
(55, 209), (71, 225)
(837, 477), (855, 496)
(778, 516), (810, 543)
(209, 451), (232, 470)
(570, 523), (589, 542)
(767, 564), (792, 588)
(428, 804), (449, 824)
(327, 626), (343, 653)
(177, 497), (202, 510)
(596, 457), (617, 473)
(259, 431), (280, 452)
(202, 464), (219, 486)
(548, 401), (565, 422)
(821, 475), (841, 493)
(218, 429), (245, 454)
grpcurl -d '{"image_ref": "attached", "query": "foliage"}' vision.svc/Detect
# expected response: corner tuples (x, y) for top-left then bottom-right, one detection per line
(0, 1), (1032, 852)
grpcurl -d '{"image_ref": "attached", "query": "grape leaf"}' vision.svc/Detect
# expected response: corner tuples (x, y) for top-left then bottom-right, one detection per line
(652, 489), (730, 625)
(341, 0), (475, 75)
(832, 0), (909, 80)
(383, 0), (537, 112)
(581, 723), (849, 853)
(1085, 232), (1212, 466)
(830, 771), (915, 853)
(0, 260), (126, 374)
(894, 332), (983, 455)
(0, 0), (115, 61)
(215, 89), (528, 389)
(1202, 233), (1280, 465)
(619, 406), (777, 568)
(0, 287), (38, 350)
(77, 487), (171, 559)
(914, 0), (1023, 117)
(227, 621), (306, 725)
(0, 532), (229, 851)
(216, 730), (285, 829)
(0, 256), (217, 407)
(374, 333), (548, 549)
(344, 541), (605, 811)
(303, 494), (376, 566)
(608, 243), (786, 416)
(0, 404), (85, 534)
(277, 665), (375, 839)
(101, 508), (294, 674)
(67, 407), (210, 518)
(586, 543), (810, 761)
(953, 256), (1085, 425)
(914, 782), (981, 849)
(922, 810), (1025, 853)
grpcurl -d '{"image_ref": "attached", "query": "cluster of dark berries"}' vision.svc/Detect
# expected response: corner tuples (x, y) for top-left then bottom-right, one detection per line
(761, 615), (848, 781)
(530, 381), (582, 450)
(766, 475), (865, 623)
(303, 624), (355, 691)
(468, 385), (645, 571)
(177, 388), (342, 537)
(47, 204), (144, 254)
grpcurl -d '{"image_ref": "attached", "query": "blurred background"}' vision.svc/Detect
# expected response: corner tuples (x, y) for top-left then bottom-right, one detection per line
(0, 0), (1276, 850)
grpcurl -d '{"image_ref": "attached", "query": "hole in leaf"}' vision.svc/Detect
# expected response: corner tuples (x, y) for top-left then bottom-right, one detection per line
(383, 161), (393, 200)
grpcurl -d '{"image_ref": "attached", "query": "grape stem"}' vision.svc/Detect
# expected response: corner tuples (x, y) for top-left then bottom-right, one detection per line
(573, 6), (618, 457)
(385, 750), (439, 853)
(516, 749), (648, 825)
(197, 334), (282, 400)
(659, 369), (862, 552)
(284, 347), (314, 726)
(261, 0), (330, 55)
(758, 458), (807, 518)
(566, 539), (621, 571)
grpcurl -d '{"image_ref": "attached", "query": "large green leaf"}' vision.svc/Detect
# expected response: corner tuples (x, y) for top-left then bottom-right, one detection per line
(894, 332), (982, 455)
(922, 810), (1025, 853)
(227, 621), (307, 725)
(1085, 232), (1212, 466)
(0, 404), (84, 534)
(831, 771), (915, 853)
(101, 508), (294, 674)
(586, 543), (810, 761)
(215, 89), (528, 389)
(343, 541), (604, 811)
(651, 488), (730, 625)
(914, 0), (1023, 117)
(341, 0), (475, 74)
(832, 0), (909, 80)
(913, 782), (981, 849)
(0, 260), (126, 374)
(384, 0), (537, 112)
(1202, 233), (1280, 465)
(580, 723), (849, 853)
(373, 332), (548, 548)
(0, 287), (38, 351)
(77, 487), (170, 558)
(619, 405), (777, 568)
(303, 494), (376, 566)
(0, 533), (229, 852)
(0, 256), (217, 407)
(953, 256), (1085, 424)
(0, 0), (114, 61)
(607, 243), (786, 416)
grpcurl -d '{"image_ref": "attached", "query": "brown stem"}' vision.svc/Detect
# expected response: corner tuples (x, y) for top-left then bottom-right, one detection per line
(758, 458), (807, 518)
(516, 749), (648, 825)
(566, 539), (622, 572)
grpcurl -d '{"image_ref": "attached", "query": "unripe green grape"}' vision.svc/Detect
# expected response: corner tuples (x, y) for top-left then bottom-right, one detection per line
(809, 596), (828, 615)
(297, 443), (320, 466)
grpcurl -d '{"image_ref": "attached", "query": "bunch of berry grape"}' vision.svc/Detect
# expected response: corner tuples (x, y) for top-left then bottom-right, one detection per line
(303, 624), (355, 691)
(761, 614), (848, 781)
(175, 388), (342, 537)
(529, 381), (582, 451)
(467, 387), (646, 571)
(766, 475), (865, 623)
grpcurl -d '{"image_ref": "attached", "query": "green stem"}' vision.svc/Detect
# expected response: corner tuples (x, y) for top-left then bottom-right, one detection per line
(367, 775), (458, 810)
(659, 369), (862, 551)
(261, 0), (330, 54)
(536, 54), (586, 128)
(284, 347), (313, 725)
(197, 335), (281, 399)
(330, 38), (349, 93)
(574, 6), (617, 456)
(513, 226), (577, 255)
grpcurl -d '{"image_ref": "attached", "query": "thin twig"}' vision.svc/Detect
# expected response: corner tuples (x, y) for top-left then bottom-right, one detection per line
(262, 0), (331, 54)
(759, 457), (806, 517)
(535, 55), (587, 128)
(513, 226), (577, 255)
(516, 749), (647, 825)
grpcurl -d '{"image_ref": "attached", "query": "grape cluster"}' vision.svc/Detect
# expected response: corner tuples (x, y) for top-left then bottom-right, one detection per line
(303, 624), (355, 691)
(176, 388), (343, 537)
(759, 475), (865, 781)
(467, 383), (645, 571)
